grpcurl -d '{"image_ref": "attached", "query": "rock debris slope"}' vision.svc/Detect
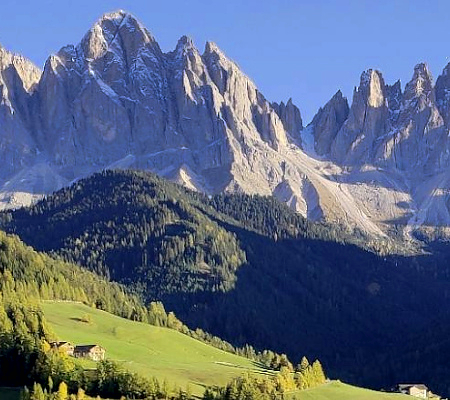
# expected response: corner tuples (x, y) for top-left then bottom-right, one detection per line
(2, 10), (450, 241)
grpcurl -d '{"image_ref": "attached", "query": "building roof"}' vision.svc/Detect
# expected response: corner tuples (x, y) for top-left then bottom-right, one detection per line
(50, 341), (73, 347)
(74, 344), (105, 352)
(398, 384), (428, 391)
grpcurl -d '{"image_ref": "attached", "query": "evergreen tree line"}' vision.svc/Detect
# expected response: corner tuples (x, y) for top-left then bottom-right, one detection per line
(204, 358), (326, 400)
(21, 356), (326, 400)
(21, 359), (195, 400)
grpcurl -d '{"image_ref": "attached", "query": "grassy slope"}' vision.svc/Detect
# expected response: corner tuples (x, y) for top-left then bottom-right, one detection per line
(42, 303), (413, 400)
(42, 302), (268, 395)
(290, 381), (411, 400)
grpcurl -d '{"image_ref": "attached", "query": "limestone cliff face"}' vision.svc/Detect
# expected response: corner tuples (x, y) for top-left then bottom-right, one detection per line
(435, 63), (450, 125)
(272, 98), (303, 139)
(315, 64), (449, 176)
(0, 45), (41, 179)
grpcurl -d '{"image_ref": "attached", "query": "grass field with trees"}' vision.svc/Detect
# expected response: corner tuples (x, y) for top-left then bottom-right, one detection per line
(42, 301), (268, 395)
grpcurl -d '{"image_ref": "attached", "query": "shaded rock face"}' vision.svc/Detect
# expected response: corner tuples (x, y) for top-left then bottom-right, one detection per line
(435, 63), (450, 125)
(272, 98), (303, 138)
(310, 90), (349, 156)
(377, 63), (446, 172)
(0, 45), (41, 179)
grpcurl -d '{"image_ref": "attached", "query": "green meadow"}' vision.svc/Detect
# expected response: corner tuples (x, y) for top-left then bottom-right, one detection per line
(42, 303), (412, 400)
(42, 302), (269, 395)
(291, 381), (411, 400)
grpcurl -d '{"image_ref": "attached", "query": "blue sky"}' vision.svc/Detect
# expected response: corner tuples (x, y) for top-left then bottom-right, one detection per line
(1, 0), (450, 122)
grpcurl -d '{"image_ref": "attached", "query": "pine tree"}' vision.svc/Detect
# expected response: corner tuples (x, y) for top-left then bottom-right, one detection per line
(76, 388), (85, 400)
(57, 381), (68, 400)
(30, 383), (45, 400)
(312, 360), (326, 384)
(298, 356), (309, 373)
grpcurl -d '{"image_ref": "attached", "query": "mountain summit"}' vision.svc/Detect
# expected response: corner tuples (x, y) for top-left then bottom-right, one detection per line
(3, 10), (450, 242)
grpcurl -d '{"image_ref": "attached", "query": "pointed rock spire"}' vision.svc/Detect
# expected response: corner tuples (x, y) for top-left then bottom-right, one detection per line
(434, 62), (450, 126)
(80, 10), (160, 62)
(377, 63), (445, 172)
(202, 41), (230, 95)
(310, 90), (349, 156)
(403, 62), (433, 101)
(172, 35), (202, 72)
(386, 80), (402, 113)
(272, 98), (303, 137)
(331, 69), (389, 163)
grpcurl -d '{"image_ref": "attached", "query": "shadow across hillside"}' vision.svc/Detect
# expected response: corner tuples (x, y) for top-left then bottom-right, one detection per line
(161, 215), (450, 392)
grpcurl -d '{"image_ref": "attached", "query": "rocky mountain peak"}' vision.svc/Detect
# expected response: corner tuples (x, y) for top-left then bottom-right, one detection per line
(176, 35), (195, 50)
(170, 36), (206, 91)
(404, 62), (433, 101)
(272, 98), (303, 138)
(204, 41), (223, 56)
(97, 10), (152, 39)
(0, 45), (42, 182)
(386, 79), (402, 116)
(331, 69), (389, 163)
(202, 41), (238, 75)
(358, 69), (386, 108)
(5, 11), (450, 240)
(310, 90), (349, 156)
(434, 62), (450, 127)
(173, 36), (200, 64)
(202, 41), (239, 96)
(378, 62), (445, 173)
(0, 46), (41, 93)
(80, 10), (159, 62)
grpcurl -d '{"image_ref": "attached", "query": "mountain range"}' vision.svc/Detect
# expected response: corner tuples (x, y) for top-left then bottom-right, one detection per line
(2, 10), (450, 243)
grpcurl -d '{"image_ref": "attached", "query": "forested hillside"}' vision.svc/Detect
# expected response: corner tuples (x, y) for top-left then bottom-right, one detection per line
(2, 170), (450, 394)
(0, 229), (158, 397)
(1, 230), (328, 399)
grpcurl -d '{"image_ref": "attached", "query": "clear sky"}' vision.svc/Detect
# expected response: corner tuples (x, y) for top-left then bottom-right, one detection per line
(1, 0), (450, 123)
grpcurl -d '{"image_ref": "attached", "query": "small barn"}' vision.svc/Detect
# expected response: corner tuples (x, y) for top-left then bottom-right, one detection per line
(398, 384), (428, 399)
(50, 341), (74, 357)
(73, 345), (106, 361)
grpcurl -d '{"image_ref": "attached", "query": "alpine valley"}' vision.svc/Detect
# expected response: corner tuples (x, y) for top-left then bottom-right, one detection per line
(3, 9), (450, 400)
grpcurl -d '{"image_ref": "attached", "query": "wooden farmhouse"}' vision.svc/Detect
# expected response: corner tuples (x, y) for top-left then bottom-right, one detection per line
(73, 344), (106, 361)
(397, 384), (428, 399)
(50, 341), (74, 356)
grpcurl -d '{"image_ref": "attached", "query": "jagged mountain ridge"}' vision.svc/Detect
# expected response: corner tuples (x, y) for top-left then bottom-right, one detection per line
(2, 10), (450, 240)
(308, 63), (450, 238)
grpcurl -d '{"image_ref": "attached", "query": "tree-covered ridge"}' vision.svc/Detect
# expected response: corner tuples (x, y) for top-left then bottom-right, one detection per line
(0, 230), (146, 320)
(0, 169), (376, 300)
(1, 171), (246, 295)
